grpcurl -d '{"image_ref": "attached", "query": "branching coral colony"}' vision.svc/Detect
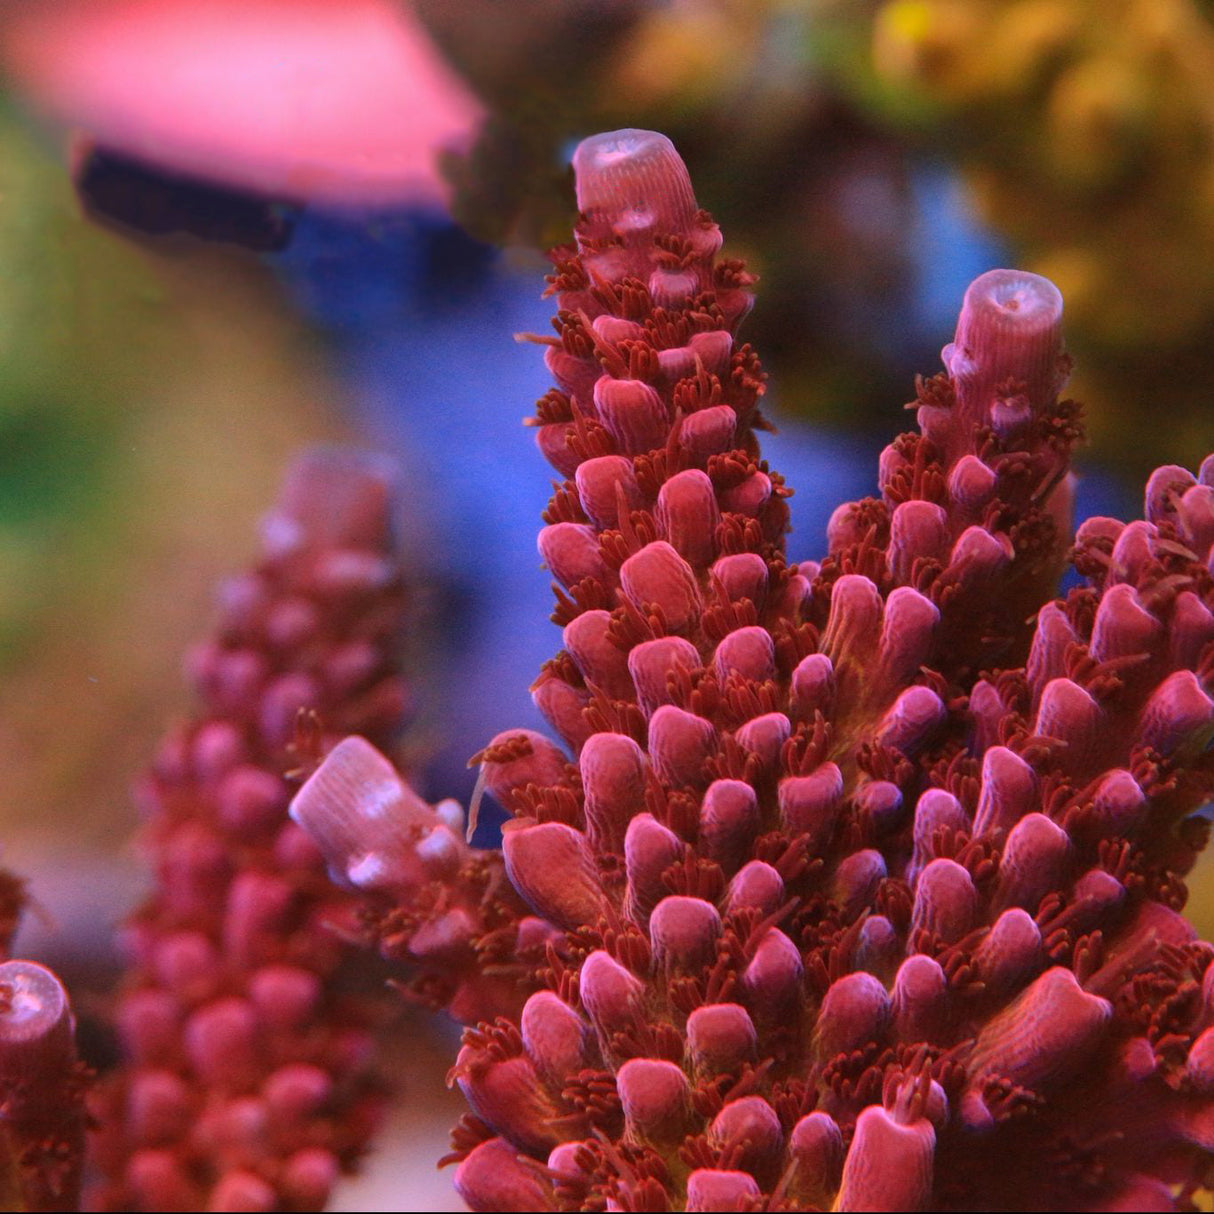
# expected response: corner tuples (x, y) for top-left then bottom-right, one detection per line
(2, 126), (1212, 1213)
(290, 129), (1214, 1212)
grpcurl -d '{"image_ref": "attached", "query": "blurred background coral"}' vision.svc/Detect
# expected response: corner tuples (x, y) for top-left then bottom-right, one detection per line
(0, 1), (1209, 1209)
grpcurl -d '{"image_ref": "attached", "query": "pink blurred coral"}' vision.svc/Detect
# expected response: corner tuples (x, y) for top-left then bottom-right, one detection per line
(293, 129), (1214, 1211)
(1, 0), (483, 209)
(88, 451), (411, 1212)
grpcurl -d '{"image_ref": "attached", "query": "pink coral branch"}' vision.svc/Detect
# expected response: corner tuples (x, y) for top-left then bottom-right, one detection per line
(0, 960), (87, 1213)
(444, 130), (1214, 1212)
(289, 129), (1214, 1212)
(87, 449), (411, 1212)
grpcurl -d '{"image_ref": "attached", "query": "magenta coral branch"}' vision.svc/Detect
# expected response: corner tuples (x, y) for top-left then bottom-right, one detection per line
(87, 449), (411, 1213)
(437, 130), (1214, 1212)
(287, 128), (1214, 1212)
(0, 960), (86, 1212)
(825, 264), (1081, 683)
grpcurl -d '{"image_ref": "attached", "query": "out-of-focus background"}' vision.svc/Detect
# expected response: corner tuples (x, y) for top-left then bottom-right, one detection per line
(0, 2), (1210, 1209)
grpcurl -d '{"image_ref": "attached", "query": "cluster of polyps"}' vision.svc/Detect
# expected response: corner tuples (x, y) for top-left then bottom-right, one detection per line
(292, 130), (1214, 1211)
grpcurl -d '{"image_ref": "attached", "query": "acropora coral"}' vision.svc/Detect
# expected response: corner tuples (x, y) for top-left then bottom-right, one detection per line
(87, 451), (412, 1212)
(2, 122), (1212, 1213)
(0, 955), (86, 1211)
(289, 129), (1214, 1211)
(428, 0), (922, 440)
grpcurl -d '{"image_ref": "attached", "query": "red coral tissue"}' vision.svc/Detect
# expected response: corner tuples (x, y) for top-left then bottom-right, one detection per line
(88, 450), (411, 1213)
(291, 130), (1214, 1212)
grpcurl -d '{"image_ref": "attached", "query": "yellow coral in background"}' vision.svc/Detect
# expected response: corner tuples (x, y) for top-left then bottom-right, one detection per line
(869, 0), (1214, 344)
(823, 0), (1214, 464)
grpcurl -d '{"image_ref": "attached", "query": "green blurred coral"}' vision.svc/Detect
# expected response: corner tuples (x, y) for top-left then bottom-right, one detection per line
(0, 103), (165, 663)
(864, 0), (1214, 343)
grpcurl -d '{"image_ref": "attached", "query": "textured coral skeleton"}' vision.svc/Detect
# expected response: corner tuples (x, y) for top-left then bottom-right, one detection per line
(290, 129), (1214, 1212)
